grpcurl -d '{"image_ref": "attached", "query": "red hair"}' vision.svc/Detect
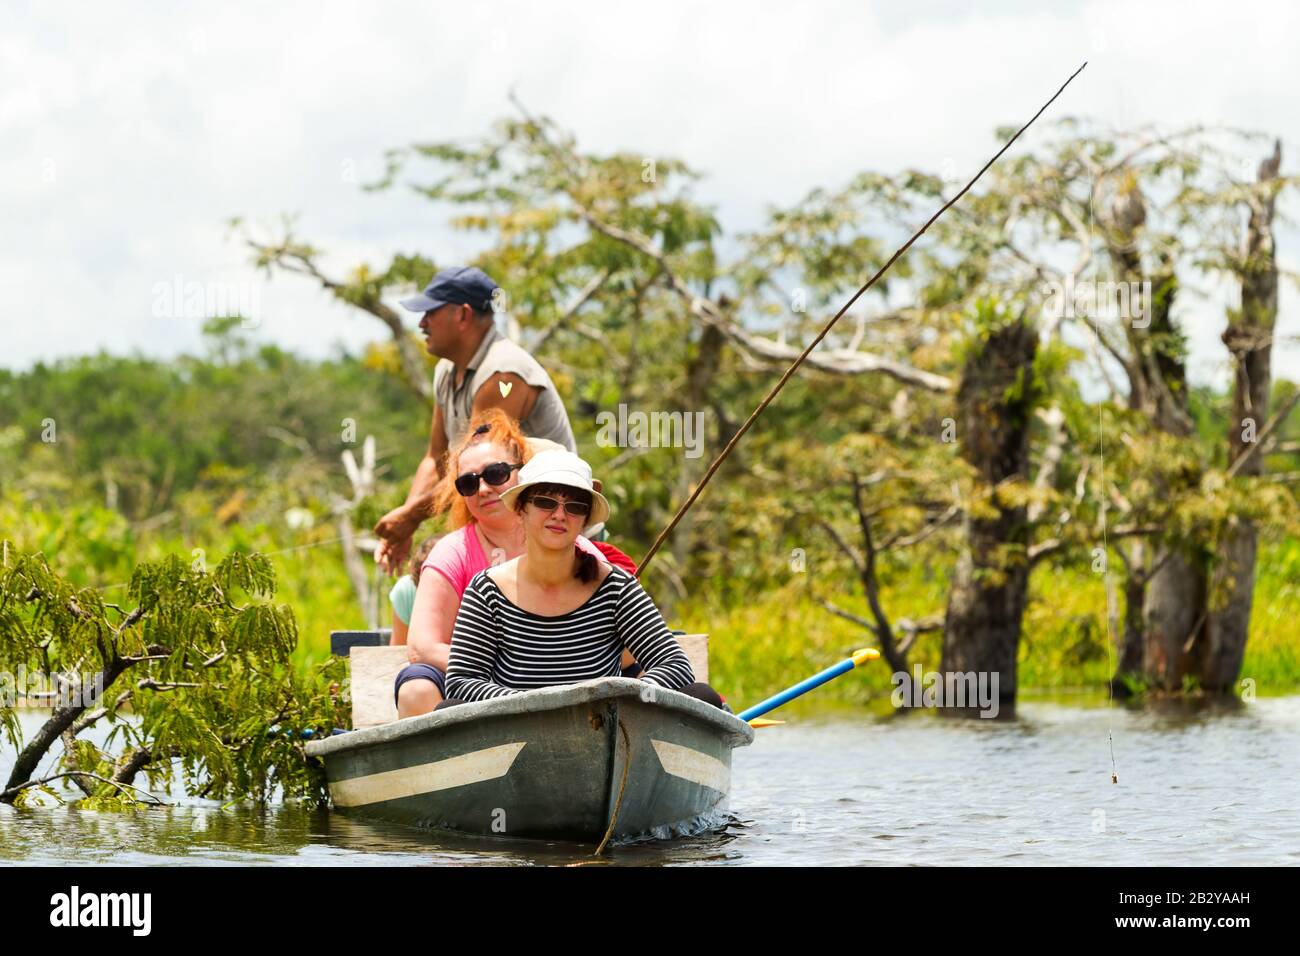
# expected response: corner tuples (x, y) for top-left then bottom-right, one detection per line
(432, 408), (532, 529)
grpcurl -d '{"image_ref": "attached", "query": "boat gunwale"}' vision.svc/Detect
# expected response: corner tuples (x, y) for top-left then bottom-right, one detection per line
(305, 677), (755, 758)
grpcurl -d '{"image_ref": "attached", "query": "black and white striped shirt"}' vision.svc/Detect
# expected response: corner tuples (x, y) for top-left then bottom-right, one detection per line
(445, 565), (694, 701)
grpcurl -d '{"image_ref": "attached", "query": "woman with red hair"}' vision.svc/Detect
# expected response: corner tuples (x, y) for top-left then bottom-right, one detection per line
(396, 409), (636, 718)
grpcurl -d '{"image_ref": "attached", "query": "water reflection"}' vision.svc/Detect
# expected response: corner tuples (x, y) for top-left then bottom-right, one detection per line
(3, 696), (1298, 865)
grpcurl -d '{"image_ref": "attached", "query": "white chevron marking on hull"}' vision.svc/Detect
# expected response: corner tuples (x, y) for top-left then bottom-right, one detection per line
(650, 739), (729, 793)
(330, 741), (526, 807)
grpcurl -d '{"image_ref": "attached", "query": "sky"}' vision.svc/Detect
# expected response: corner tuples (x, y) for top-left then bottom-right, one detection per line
(4, 0), (1299, 390)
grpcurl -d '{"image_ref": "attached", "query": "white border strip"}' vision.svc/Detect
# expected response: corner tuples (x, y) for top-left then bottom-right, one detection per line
(330, 742), (526, 807)
(650, 739), (729, 793)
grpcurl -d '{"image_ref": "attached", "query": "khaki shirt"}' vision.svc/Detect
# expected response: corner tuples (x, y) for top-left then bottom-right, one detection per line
(434, 323), (577, 452)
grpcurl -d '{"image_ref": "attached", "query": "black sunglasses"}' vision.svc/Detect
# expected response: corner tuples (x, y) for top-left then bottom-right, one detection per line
(527, 494), (591, 518)
(455, 461), (522, 497)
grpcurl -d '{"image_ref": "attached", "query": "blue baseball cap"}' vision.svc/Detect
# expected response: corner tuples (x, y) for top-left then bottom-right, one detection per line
(399, 266), (499, 313)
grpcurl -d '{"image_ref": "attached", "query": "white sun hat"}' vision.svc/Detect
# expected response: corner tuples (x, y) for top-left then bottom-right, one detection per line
(525, 437), (603, 493)
(499, 448), (611, 527)
(524, 436), (567, 457)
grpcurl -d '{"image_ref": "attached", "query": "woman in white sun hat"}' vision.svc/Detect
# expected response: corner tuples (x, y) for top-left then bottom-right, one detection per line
(441, 448), (725, 709)
(396, 410), (640, 718)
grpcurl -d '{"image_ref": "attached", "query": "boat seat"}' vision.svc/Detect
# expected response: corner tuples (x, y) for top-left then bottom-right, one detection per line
(332, 630), (710, 729)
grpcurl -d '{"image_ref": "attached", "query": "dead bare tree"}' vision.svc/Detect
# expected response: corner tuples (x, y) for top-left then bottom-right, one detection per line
(1205, 141), (1283, 691)
(334, 435), (383, 630)
(810, 472), (951, 675)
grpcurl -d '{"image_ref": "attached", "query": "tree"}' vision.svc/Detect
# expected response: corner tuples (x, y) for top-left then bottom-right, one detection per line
(1207, 141), (1285, 690)
(939, 303), (1042, 714)
(236, 109), (1298, 707)
(0, 543), (344, 807)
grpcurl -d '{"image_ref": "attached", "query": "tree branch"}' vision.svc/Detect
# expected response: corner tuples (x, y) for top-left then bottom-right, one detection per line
(850, 472), (899, 662)
(814, 518), (865, 576)
(2, 655), (134, 800)
(532, 270), (609, 352)
(576, 205), (955, 392)
(135, 679), (208, 692)
(879, 503), (962, 550)
(0, 771), (167, 806)
(815, 598), (881, 636)
(68, 690), (134, 736)
(242, 233), (433, 403)
(1028, 523), (1162, 566)
(894, 614), (945, 656)
(1227, 390), (1300, 478)
(1027, 405), (1067, 523)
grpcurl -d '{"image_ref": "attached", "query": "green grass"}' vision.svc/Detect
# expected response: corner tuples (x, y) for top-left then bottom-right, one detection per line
(676, 538), (1300, 707)
(1242, 537), (1300, 693)
(7, 493), (1297, 704)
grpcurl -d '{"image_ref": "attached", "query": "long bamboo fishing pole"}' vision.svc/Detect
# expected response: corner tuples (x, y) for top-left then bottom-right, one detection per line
(636, 62), (1088, 578)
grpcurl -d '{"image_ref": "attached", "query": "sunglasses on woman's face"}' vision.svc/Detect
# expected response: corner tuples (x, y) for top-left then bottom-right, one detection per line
(455, 461), (522, 497)
(527, 494), (591, 519)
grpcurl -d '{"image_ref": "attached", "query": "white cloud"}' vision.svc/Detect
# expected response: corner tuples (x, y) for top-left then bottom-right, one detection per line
(3, 0), (1298, 388)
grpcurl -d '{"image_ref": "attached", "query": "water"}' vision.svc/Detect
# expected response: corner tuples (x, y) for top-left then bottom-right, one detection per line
(3, 696), (1298, 865)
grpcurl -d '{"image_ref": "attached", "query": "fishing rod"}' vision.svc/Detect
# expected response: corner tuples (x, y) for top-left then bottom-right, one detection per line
(636, 61), (1088, 578)
(737, 648), (880, 723)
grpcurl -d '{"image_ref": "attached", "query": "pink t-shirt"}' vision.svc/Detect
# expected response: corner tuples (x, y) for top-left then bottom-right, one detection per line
(422, 524), (605, 596)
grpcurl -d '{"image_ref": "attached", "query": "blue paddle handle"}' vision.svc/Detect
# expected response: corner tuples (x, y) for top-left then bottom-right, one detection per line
(736, 658), (856, 721)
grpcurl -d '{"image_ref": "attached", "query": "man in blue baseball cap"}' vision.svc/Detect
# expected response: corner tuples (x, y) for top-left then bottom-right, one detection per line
(397, 265), (497, 314)
(373, 266), (578, 573)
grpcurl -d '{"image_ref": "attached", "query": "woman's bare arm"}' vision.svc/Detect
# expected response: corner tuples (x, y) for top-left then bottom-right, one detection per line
(390, 613), (409, 646)
(406, 570), (461, 670)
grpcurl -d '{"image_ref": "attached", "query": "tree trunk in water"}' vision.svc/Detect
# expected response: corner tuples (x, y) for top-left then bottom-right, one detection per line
(1205, 525), (1258, 691)
(941, 317), (1038, 717)
(1101, 183), (1207, 692)
(1110, 542), (1147, 697)
(1133, 263), (1207, 689)
(1205, 141), (1281, 692)
(1143, 549), (1208, 690)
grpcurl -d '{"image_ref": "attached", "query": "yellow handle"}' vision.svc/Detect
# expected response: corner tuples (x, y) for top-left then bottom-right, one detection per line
(851, 648), (880, 667)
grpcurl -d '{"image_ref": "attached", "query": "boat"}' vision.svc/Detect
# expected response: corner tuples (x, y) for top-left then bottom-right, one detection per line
(305, 674), (754, 843)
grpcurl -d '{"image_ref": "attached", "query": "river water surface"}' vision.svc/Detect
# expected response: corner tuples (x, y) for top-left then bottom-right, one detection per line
(3, 695), (1297, 866)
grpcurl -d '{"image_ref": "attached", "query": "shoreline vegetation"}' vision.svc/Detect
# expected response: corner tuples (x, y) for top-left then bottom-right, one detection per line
(5, 115), (1300, 734)
(4, 486), (1295, 710)
(1, 335), (1293, 810)
(2, 339), (1297, 717)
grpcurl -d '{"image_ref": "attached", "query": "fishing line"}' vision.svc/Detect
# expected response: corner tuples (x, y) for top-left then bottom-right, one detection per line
(1086, 168), (1120, 786)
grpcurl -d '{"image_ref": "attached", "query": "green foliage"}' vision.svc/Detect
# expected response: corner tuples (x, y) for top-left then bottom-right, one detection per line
(0, 346), (427, 522)
(0, 543), (346, 807)
(2, 112), (1298, 768)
